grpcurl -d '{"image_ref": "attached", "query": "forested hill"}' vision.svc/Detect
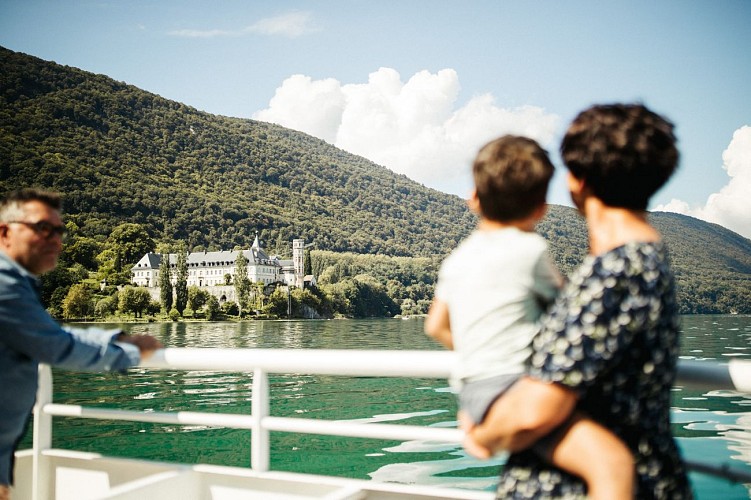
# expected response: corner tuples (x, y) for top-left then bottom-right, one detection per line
(2, 46), (750, 313)
(0, 46), (474, 256)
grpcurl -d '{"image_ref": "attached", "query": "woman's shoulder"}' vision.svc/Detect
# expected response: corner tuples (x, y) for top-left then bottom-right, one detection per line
(589, 240), (669, 271)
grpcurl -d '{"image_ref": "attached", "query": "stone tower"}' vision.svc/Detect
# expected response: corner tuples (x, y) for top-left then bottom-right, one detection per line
(293, 239), (305, 287)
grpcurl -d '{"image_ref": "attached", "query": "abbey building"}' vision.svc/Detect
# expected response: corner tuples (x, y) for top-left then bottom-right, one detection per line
(131, 236), (314, 292)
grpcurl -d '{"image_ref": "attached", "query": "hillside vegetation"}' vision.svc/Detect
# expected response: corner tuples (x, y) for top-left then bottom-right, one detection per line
(2, 46), (750, 314)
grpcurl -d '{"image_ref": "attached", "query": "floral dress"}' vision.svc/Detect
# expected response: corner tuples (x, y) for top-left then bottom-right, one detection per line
(496, 241), (693, 499)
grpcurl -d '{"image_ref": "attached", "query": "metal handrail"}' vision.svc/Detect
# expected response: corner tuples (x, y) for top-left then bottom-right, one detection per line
(32, 349), (751, 500)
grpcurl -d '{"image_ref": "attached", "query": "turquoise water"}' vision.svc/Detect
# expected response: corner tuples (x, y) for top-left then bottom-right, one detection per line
(19, 315), (751, 498)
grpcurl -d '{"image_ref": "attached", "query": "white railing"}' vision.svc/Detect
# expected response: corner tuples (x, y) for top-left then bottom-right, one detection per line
(31, 349), (751, 500)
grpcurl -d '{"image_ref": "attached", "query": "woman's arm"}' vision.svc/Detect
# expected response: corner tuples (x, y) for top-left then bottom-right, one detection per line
(466, 376), (577, 456)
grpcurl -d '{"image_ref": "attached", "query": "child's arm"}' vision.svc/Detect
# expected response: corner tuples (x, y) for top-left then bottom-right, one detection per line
(424, 299), (453, 349)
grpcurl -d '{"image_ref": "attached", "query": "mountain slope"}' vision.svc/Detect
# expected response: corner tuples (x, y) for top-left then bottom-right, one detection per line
(2, 46), (750, 313)
(0, 46), (474, 257)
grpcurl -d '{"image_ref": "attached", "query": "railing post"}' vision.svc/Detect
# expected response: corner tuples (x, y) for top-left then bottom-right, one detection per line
(250, 368), (270, 472)
(32, 364), (53, 500)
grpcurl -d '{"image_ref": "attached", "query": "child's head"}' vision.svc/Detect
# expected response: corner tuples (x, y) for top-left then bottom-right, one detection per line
(472, 135), (554, 222)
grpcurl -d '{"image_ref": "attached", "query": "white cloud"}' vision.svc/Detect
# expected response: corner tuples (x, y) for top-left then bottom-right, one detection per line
(169, 11), (317, 39)
(654, 125), (751, 239)
(246, 11), (317, 38)
(252, 68), (560, 197)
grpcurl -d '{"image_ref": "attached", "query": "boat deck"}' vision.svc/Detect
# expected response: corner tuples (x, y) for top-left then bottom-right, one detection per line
(10, 348), (751, 499)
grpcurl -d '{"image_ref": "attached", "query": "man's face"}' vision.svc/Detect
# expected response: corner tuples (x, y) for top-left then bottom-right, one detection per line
(0, 200), (64, 275)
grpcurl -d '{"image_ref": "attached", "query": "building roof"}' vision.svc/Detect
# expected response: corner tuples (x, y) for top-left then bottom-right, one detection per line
(132, 247), (279, 270)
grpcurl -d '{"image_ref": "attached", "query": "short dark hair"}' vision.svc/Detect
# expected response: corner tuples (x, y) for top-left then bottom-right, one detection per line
(0, 188), (63, 221)
(560, 103), (678, 210)
(472, 135), (554, 222)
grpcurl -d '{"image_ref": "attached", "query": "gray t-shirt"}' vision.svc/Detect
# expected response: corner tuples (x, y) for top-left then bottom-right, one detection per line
(435, 227), (561, 389)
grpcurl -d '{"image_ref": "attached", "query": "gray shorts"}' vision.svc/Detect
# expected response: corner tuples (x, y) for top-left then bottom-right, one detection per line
(459, 373), (569, 459)
(458, 373), (521, 424)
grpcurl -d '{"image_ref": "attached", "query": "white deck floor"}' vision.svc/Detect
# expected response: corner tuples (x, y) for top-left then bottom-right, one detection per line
(12, 449), (493, 500)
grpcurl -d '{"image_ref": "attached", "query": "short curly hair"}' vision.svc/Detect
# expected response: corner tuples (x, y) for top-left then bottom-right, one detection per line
(560, 104), (678, 210)
(472, 135), (554, 222)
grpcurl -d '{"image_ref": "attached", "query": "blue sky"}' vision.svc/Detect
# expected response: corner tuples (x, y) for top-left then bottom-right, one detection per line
(2, 1), (750, 237)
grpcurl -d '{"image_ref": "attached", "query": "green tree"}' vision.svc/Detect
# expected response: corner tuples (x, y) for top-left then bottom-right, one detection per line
(206, 295), (220, 320)
(94, 294), (119, 318)
(159, 253), (173, 312)
(118, 286), (152, 318)
(62, 283), (93, 319)
(188, 286), (210, 312)
(304, 247), (313, 276)
(251, 282), (265, 312)
(265, 288), (289, 317)
(95, 248), (124, 285)
(174, 244), (188, 315)
(39, 266), (75, 311)
(108, 223), (155, 270)
(62, 236), (102, 271)
(233, 251), (251, 315)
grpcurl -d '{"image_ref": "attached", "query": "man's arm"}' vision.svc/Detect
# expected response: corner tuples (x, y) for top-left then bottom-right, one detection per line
(424, 299), (453, 349)
(0, 268), (157, 371)
(466, 376), (577, 457)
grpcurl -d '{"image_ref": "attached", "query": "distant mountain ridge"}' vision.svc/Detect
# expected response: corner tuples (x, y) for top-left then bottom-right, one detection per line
(1, 46), (750, 313)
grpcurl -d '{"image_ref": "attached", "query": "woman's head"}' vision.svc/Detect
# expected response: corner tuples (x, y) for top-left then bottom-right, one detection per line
(561, 104), (678, 210)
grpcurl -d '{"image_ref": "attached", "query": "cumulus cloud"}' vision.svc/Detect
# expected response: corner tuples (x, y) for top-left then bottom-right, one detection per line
(654, 125), (751, 239)
(253, 68), (560, 196)
(169, 11), (317, 39)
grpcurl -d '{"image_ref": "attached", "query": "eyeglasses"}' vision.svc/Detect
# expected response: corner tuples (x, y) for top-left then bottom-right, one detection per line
(7, 220), (68, 239)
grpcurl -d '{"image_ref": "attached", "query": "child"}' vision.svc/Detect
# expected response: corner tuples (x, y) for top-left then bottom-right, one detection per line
(425, 135), (634, 500)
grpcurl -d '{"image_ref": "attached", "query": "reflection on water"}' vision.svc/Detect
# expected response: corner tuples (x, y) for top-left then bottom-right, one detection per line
(19, 316), (751, 497)
(672, 315), (751, 498)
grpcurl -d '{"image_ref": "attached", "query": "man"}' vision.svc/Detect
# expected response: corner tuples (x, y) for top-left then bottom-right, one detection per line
(0, 188), (162, 499)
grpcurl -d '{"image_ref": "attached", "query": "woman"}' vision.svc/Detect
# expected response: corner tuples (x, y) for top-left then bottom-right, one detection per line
(467, 103), (693, 499)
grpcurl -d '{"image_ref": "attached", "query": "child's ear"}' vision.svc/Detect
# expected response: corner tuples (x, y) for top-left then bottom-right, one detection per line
(467, 189), (481, 214)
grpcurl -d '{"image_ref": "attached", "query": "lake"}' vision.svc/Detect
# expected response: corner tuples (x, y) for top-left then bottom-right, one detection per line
(19, 315), (751, 498)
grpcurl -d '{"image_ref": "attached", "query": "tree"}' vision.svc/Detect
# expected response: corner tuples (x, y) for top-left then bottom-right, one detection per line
(118, 286), (152, 318)
(174, 244), (188, 315)
(94, 293), (119, 318)
(251, 282), (265, 312)
(188, 286), (210, 312)
(159, 253), (173, 312)
(233, 251), (251, 315)
(62, 283), (93, 319)
(265, 288), (289, 317)
(304, 247), (313, 276)
(106, 223), (155, 270)
(97, 224), (155, 284)
(62, 235), (102, 271)
(206, 295), (220, 320)
(39, 266), (75, 310)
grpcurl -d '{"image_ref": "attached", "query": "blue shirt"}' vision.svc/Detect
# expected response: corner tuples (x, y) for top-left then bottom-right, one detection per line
(0, 250), (140, 485)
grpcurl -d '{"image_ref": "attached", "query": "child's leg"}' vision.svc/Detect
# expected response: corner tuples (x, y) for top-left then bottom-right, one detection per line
(540, 413), (634, 500)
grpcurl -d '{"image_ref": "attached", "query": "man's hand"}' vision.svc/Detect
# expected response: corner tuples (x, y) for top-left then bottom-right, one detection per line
(117, 334), (163, 360)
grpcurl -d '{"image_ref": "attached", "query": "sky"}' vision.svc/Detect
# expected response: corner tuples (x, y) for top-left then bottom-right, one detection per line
(1, 1), (750, 238)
